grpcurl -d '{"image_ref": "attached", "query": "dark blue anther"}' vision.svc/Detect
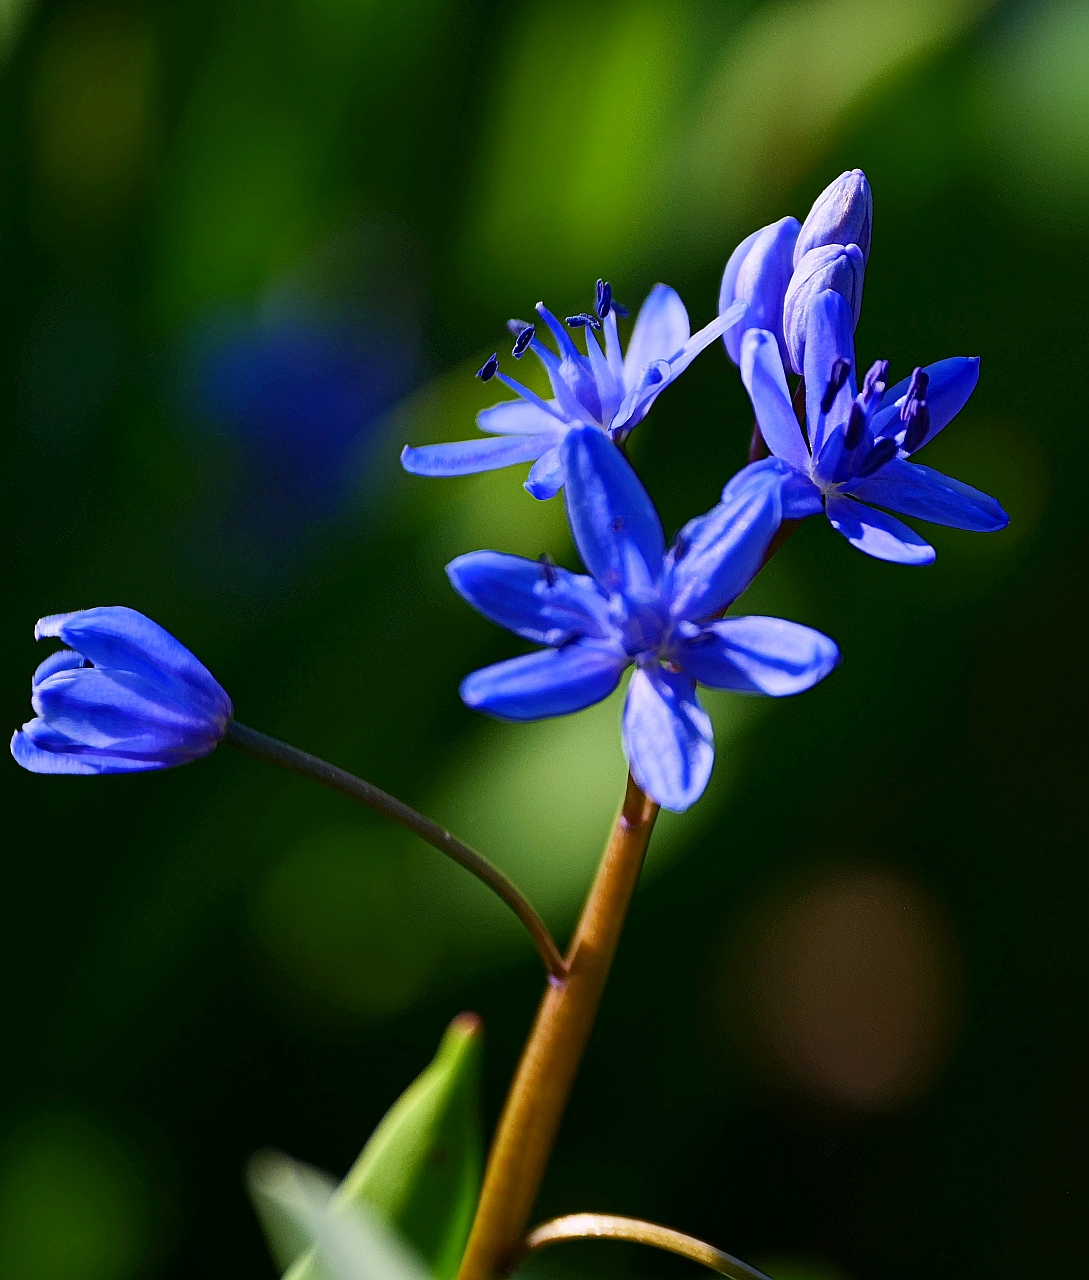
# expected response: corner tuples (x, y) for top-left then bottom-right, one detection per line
(821, 358), (852, 413)
(856, 437), (897, 477)
(900, 367), (930, 419)
(902, 399), (931, 453)
(512, 324), (535, 358)
(862, 359), (889, 399)
(566, 312), (602, 330)
(611, 516), (624, 533)
(843, 401), (866, 450)
(596, 279), (613, 319)
(538, 552), (557, 587)
(672, 534), (689, 563)
(476, 353), (499, 382)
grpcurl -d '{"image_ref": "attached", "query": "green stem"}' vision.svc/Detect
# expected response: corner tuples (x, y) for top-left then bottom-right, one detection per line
(224, 721), (566, 981)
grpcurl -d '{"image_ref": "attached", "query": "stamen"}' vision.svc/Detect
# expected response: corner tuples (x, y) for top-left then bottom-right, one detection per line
(596, 279), (610, 318)
(902, 399), (931, 453)
(512, 324), (535, 359)
(671, 534), (689, 563)
(856, 438), (897, 477)
(843, 401), (866, 450)
(611, 516), (624, 533)
(476, 353), (499, 382)
(821, 358), (852, 413)
(507, 318), (532, 336)
(862, 359), (889, 400)
(538, 552), (558, 587)
(566, 312), (602, 331)
(900, 367), (930, 419)
(611, 301), (630, 318)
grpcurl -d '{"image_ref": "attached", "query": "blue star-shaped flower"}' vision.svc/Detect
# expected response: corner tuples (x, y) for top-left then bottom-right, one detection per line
(733, 289), (1009, 564)
(446, 426), (839, 811)
(11, 608), (232, 773)
(401, 280), (745, 500)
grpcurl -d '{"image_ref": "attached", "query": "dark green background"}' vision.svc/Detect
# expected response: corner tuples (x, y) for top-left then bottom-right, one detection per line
(2, 1), (1085, 1277)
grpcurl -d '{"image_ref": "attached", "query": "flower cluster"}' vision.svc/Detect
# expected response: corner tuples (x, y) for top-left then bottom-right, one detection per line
(12, 171), (1009, 813)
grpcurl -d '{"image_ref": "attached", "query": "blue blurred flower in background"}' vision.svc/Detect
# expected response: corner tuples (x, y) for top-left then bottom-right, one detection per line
(401, 280), (746, 500)
(732, 289), (1008, 564)
(447, 426), (839, 811)
(11, 607), (232, 774)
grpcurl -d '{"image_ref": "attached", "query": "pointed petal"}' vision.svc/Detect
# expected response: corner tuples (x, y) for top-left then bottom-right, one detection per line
(848, 457), (1008, 531)
(803, 289), (856, 458)
(785, 244), (865, 373)
(524, 446), (565, 500)
(561, 425), (665, 594)
(32, 666), (226, 756)
(446, 551), (613, 645)
(459, 640), (626, 721)
(680, 616), (839, 696)
(622, 667), (713, 813)
(623, 284), (691, 384)
(721, 457), (824, 520)
(584, 325), (623, 424)
(400, 434), (554, 478)
(11, 725), (168, 774)
(668, 468), (783, 620)
(33, 648), (84, 686)
(871, 357), (980, 449)
(740, 328), (809, 470)
(721, 217), (800, 364)
(36, 607), (231, 718)
(602, 309), (625, 383)
(825, 493), (935, 565)
(477, 399), (565, 435)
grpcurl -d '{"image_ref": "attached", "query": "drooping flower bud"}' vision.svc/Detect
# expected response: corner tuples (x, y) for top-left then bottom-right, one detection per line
(783, 244), (865, 374)
(793, 169), (873, 266)
(11, 607), (233, 774)
(719, 216), (801, 366)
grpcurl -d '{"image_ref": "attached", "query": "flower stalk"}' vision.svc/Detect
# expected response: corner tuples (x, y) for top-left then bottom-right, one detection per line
(224, 721), (566, 981)
(456, 774), (659, 1280)
(517, 1214), (774, 1280)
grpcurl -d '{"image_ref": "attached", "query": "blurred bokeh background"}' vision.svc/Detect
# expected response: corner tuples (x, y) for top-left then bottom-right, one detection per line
(2, 0), (1086, 1276)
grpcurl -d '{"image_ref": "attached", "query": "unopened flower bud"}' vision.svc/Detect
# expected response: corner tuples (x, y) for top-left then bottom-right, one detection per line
(783, 244), (865, 373)
(793, 169), (873, 266)
(719, 216), (800, 366)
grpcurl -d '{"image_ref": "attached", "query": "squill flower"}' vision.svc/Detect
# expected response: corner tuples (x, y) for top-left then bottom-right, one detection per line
(732, 290), (1008, 565)
(401, 280), (745, 500)
(447, 426), (839, 811)
(11, 608), (232, 774)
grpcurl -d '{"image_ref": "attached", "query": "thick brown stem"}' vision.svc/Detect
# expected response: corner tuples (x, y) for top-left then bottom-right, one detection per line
(456, 775), (659, 1280)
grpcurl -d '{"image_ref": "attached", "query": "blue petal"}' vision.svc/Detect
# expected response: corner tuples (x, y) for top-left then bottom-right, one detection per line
(825, 493), (935, 565)
(794, 170), (872, 265)
(32, 666), (226, 756)
(803, 289), (856, 458)
(740, 328), (810, 471)
(446, 551), (614, 646)
(36, 607), (232, 721)
(524, 446), (565, 500)
(561, 425), (665, 595)
(721, 457), (824, 520)
(459, 640), (626, 721)
(622, 667), (713, 813)
(33, 648), (84, 686)
(400, 434), (555, 477)
(623, 284), (690, 385)
(720, 216), (800, 364)
(11, 725), (171, 774)
(870, 357), (980, 449)
(847, 457), (1008, 531)
(785, 244), (864, 375)
(679, 617), (839, 696)
(477, 399), (565, 435)
(668, 468), (783, 621)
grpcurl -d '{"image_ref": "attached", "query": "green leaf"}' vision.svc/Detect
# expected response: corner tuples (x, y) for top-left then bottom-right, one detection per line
(252, 1012), (484, 1280)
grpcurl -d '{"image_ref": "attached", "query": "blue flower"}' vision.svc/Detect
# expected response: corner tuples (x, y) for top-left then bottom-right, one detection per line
(11, 608), (232, 774)
(734, 289), (1009, 565)
(721, 170), (873, 374)
(446, 426), (839, 811)
(401, 280), (746, 500)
